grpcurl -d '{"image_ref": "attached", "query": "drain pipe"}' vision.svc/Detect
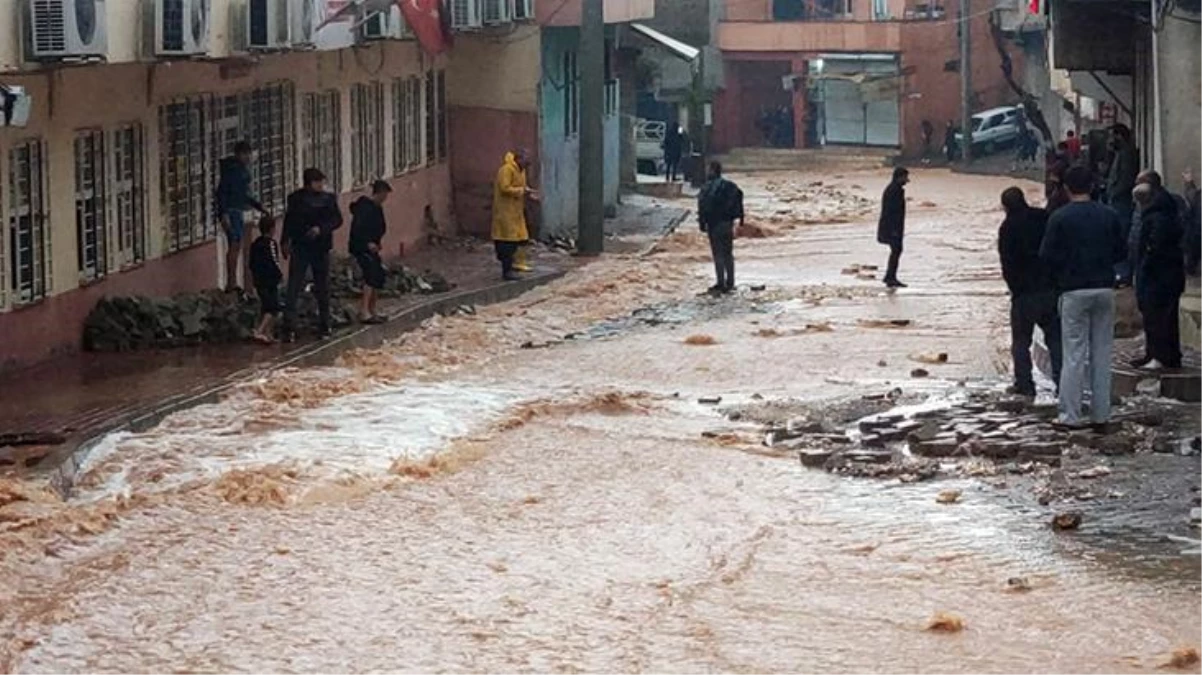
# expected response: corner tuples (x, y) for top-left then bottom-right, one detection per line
(1150, 0), (1164, 173)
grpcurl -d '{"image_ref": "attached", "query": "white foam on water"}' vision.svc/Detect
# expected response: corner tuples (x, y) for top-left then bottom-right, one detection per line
(72, 379), (526, 502)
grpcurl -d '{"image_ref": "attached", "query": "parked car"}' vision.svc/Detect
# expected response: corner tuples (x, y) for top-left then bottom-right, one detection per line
(955, 106), (1023, 156)
(636, 119), (665, 175)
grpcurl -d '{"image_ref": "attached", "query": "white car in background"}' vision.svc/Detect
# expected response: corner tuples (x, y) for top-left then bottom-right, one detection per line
(955, 105), (1023, 156)
(636, 119), (665, 175)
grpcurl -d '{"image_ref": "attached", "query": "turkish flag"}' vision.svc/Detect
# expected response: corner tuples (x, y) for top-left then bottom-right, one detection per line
(1028, 0), (1039, 13)
(397, 0), (454, 55)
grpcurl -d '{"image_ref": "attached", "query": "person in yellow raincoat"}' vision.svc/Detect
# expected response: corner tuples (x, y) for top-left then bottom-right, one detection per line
(492, 150), (537, 280)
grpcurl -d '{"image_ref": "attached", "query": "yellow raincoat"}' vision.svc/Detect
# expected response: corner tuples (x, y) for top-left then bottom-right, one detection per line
(491, 152), (529, 242)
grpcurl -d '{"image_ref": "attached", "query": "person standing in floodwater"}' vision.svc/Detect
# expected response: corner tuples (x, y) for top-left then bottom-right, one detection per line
(877, 167), (910, 288)
(1039, 165), (1126, 427)
(697, 161), (744, 295)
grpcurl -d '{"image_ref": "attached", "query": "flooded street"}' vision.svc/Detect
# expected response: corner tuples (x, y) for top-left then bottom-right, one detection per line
(2, 168), (1199, 673)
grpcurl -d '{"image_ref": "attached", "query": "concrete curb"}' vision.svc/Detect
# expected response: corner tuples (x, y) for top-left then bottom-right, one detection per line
(49, 269), (566, 496)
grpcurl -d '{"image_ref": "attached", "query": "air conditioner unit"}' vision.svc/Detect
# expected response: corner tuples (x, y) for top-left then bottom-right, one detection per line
(247, 0), (292, 49)
(450, 0), (482, 29)
(25, 0), (109, 61)
(154, 0), (210, 56)
(482, 0), (511, 24)
(510, 0), (533, 21)
(359, 5), (407, 39)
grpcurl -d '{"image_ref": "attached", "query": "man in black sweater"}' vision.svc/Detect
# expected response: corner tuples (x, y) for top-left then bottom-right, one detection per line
(998, 187), (1061, 396)
(1040, 165), (1126, 427)
(877, 167), (909, 288)
(1131, 172), (1185, 369)
(281, 168), (343, 341)
(349, 180), (393, 324)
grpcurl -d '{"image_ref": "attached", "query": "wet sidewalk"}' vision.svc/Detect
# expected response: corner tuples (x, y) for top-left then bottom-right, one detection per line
(0, 243), (575, 474)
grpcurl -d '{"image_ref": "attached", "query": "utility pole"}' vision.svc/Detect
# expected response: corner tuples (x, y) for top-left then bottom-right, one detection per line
(577, 0), (605, 255)
(958, 0), (973, 163)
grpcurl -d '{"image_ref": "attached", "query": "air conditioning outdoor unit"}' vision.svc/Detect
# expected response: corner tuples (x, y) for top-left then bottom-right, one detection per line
(482, 0), (512, 24)
(450, 0), (482, 29)
(359, 5), (408, 40)
(25, 0), (109, 61)
(248, 0), (290, 49)
(154, 0), (210, 56)
(510, 0), (533, 20)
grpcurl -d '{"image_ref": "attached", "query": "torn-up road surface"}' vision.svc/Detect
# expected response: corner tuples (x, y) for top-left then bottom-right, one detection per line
(2, 169), (1198, 674)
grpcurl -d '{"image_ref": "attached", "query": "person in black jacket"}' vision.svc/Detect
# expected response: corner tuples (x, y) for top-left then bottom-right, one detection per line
(1039, 165), (1126, 426)
(349, 180), (393, 324)
(249, 215), (283, 344)
(214, 141), (266, 291)
(877, 167), (909, 288)
(1131, 172), (1185, 369)
(998, 187), (1061, 396)
(281, 168), (343, 341)
(697, 161), (744, 295)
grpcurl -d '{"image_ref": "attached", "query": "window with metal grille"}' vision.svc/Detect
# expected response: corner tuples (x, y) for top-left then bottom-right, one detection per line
(604, 79), (619, 118)
(74, 128), (107, 282)
(391, 77), (423, 174)
(436, 70), (448, 162)
(240, 83), (296, 215)
(160, 96), (212, 251)
(563, 50), (579, 136)
(8, 139), (50, 306)
(111, 123), (146, 269)
(301, 89), (342, 193)
(424, 72), (438, 164)
(351, 81), (385, 188)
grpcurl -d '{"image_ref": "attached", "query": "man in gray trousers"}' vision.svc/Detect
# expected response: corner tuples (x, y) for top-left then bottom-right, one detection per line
(1039, 165), (1127, 427)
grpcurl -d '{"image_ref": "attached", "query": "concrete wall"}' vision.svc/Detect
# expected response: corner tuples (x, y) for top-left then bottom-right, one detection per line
(0, 41), (453, 371)
(1155, 17), (1201, 192)
(446, 28), (542, 237)
(539, 27), (621, 236)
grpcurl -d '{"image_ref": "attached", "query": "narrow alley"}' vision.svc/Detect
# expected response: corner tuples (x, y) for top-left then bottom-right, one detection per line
(1, 167), (1199, 673)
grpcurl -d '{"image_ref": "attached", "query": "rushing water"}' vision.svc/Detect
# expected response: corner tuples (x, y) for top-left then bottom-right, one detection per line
(4, 169), (1198, 673)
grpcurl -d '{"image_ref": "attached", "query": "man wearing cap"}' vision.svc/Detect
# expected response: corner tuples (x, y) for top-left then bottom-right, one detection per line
(281, 167), (343, 340)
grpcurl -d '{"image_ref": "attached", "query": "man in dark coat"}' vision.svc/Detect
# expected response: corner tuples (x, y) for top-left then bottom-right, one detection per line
(281, 167), (343, 341)
(1106, 124), (1138, 283)
(877, 167), (909, 288)
(1130, 171), (1185, 369)
(663, 124), (685, 182)
(698, 161), (744, 294)
(998, 187), (1061, 396)
(349, 180), (393, 324)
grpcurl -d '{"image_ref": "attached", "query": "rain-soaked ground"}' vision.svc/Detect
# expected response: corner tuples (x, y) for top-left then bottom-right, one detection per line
(2, 168), (1200, 673)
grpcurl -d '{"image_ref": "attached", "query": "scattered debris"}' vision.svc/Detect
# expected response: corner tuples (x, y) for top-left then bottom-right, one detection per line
(911, 352), (949, 365)
(857, 319), (912, 329)
(1052, 511), (1083, 531)
(698, 396), (723, 405)
(925, 612), (965, 633)
(683, 334), (717, 346)
(1004, 577), (1031, 593)
(1162, 647), (1200, 670)
(910, 368), (930, 378)
(1074, 465), (1112, 479)
(936, 489), (962, 504)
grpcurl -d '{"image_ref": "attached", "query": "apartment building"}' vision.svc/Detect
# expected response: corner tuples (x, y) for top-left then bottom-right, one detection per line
(712, 0), (1022, 155)
(0, 0), (548, 372)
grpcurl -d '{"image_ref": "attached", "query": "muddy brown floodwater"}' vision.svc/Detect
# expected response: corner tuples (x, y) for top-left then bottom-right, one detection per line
(2, 169), (1199, 674)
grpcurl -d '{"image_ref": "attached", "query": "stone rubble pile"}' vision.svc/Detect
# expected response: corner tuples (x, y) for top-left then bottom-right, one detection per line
(753, 392), (1194, 483)
(329, 255), (453, 298)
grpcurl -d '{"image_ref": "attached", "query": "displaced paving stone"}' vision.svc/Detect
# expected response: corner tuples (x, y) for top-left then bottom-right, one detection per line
(698, 396), (723, 405)
(910, 368), (930, 378)
(1051, 511), (1083, 531)
(910, 437), (960, 457)
(844, 449), (892, 464)
(1075, 465), (1112, 479)
(936, 489), (962, 504)
(1005, 577), (1032, 593)
(906, 420), (942, 442)
(1021, 441), (1066, 457)
(798, 449), (835, 468)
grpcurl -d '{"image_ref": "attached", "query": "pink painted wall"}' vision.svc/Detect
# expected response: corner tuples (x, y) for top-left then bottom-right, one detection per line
(448, 106), (540, 238)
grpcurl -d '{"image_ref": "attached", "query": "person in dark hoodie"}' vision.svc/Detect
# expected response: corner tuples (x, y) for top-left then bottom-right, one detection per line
(1130, 171), (1185, 369)
(877, 167), (909, 288)
(349, 180), (392, 324)
(1039, 165), (1126, 427)
(248, 214), (283, 344)
(697, 161), (744, 295)
(214, 141), (266, 291)
(998, 187), (1061, 396)
(281, 168), (343, 341)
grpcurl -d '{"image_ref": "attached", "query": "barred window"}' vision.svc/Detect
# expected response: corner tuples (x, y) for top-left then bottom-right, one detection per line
(8, 138), (50, 305)
(302, 90), (342, 193)
(111, 124), (147, 269)
(392, 77), (427, 174)
(160, 96), (212, 251)
(351, 81), (385, 188)
(436, 70), (448, 162)
(425, 71), (437, 164)
(213, 84), (296, 216)
(562, 51), (579, 136)
(74, 129), (108, 282)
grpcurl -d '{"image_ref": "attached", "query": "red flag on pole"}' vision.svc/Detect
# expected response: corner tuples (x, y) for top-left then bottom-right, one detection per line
(1028, 0), (1039, 13)
(397, 0), (453, 55)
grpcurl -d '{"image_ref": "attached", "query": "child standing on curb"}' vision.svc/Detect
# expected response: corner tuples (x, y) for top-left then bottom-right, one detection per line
(249, 214), (283, 344)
